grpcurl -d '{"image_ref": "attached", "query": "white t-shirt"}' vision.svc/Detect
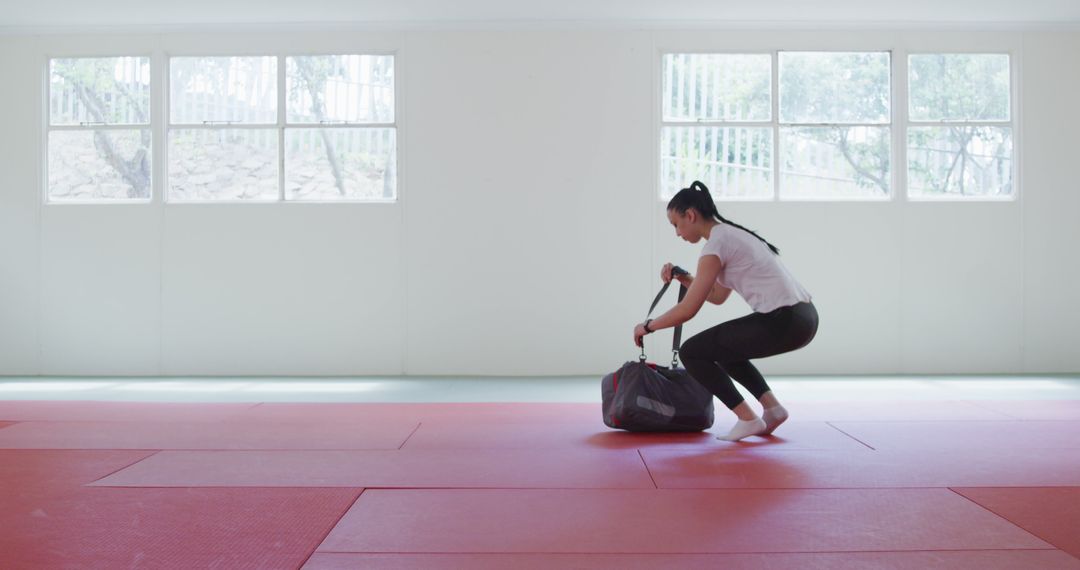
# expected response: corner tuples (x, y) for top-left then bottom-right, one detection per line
(699, 223), (812, 313)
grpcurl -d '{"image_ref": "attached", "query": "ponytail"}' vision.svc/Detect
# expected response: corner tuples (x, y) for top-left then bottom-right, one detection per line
(667, 180), (780, 255)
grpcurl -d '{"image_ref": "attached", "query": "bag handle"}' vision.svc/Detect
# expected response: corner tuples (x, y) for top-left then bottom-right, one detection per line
(640, 265), (689, 367)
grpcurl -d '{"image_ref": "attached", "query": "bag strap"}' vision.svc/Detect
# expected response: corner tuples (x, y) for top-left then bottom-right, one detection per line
(641, 265), (689, 367)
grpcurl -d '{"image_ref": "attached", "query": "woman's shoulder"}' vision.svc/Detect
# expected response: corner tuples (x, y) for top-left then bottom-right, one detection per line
(700, 225), (728, 256)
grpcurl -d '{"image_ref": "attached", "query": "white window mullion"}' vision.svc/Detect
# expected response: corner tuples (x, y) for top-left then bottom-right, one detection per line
(153, 50), (165, 205)
(164, 54), (172, 203)
(278, 54), (286, 202)
(895, 48), (907, 202)
(1010, 49), (1021, 201)
(42, 54), (50, 205)
(771, 50), (780, 201)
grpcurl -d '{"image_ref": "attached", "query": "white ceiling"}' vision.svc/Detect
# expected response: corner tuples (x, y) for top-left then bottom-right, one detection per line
(2, 0), (1079, 30)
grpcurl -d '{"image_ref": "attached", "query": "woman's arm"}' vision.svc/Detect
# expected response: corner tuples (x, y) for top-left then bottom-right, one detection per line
(643, 255), (723, 332)
(676, 270), (730, 305)
(708, 282), (733, 305)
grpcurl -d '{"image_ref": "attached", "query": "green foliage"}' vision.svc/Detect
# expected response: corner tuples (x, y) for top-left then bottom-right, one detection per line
(909, 54), (1010, 121)
(780, 52), (890, 124)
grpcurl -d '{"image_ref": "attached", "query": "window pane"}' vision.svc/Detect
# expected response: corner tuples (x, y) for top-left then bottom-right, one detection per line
(168, 129), (278, 201)
(285, 128), (397, 200)
(287, 55), (394, 124)
(48, 130), (151, 200)
(908, 126), (1012, 197)
(779, 52), (891, 124)
(49, 57), (151, 125)
(780, 126), (890, 199)
(170, 57), (277, 124)
(909, 54), (1010, 122)
(661, 126), (772, 200)
(662, 54), (771, 122)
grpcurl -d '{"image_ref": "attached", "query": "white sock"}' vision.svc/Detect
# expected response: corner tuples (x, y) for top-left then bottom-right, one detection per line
(762, 404), (789, 435)
(717, 417), (766, 442)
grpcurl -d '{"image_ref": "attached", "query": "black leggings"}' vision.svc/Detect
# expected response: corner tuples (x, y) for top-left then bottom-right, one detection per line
(679, 301), (819, 410)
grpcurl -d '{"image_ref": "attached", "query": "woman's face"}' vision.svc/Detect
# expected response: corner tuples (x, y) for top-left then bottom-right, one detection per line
(667, 208), (702, 243)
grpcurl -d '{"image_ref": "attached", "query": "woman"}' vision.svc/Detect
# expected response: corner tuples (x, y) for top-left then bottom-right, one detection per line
(633, 181), (819, 442)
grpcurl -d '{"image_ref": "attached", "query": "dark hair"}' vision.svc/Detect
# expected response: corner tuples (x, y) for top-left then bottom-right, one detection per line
(667, 180), (780, 255)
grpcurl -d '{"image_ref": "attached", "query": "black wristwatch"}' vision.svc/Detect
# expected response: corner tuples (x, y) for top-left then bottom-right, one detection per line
(643, 319), (655, 333)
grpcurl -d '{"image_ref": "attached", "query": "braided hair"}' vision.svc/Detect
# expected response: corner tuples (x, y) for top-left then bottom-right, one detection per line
(667, 180), (780, 255)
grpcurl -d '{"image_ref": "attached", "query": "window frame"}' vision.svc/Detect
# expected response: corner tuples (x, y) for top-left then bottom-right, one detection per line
(43, 53), (156, 205)
(658, 50), (776, 202)
(777, 49), (894, 202)
(902, 51), (1016, 202)
(656, 44), (1019, 203)
(41, 47), (401, 207)
(164, 51), (399, 204)
(282, 54), (398, 203)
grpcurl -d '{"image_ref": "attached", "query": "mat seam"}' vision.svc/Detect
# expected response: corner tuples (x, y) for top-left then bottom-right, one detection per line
(947, 487), (1064, 551)
(824, 422), (876, 450)
(299, 487), (367, 568)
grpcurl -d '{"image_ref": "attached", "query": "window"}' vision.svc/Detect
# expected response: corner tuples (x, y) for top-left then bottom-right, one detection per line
(907, 54), (1012, 199)
(169, 56), (279, 201)
(660, 54), (773, 200)
(47, 57), (152, 202)
(284, 55), (396, 201)
(779, 52), (891, 200)
(167, 54), (397, 202)
(660, 51), (892, 201)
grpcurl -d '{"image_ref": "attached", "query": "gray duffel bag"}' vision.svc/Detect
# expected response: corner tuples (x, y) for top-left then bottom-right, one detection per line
(601, 268), (715, 432)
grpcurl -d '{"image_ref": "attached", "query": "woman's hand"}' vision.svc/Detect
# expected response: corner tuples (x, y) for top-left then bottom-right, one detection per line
(660, 263), (675, 283)
(661, 262), (692, 285)
(633, 323), (649, 347)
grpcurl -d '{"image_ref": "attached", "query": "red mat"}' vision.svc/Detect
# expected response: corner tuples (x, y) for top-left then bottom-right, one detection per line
(828, 421), (1080, 450)
(3, 400), (1078, 565)
(0, 449), (157, 497)
(232, 402), (599, 424)
(965, 400), (1080, 421)
(0, 486), (361, 569)
(400, 420), (870, 451)
(89, 449), (656, 489)
(641, 447), (1080, 488)
(0, 401), (257, 422)
(0, 419), (421, 450)
(316, 488), (1052, 553)
(954, 487), (1080, 559)
(776, 400), (1012, 421)
(304, 551), (1080, 570)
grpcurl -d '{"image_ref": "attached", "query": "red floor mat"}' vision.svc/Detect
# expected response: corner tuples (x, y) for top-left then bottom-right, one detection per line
(0, 449), (157, 496)
(775, 400), (1012, 421)
(828, 420), (1080, 450)
(953, 487), (1080, 559)
(641, 447), (1080, 488)
(90, 448), (656, 489)
(0, 487), (361, 569)
(0, 419), (420, 450)
(400, 420), (870, 451)
(0, 401), (257, 422)
(317, 488), (1052, 553)
(304, 551), (1080, 570)
(964, 400), (1080, 421)
(233, 402), (600, 424)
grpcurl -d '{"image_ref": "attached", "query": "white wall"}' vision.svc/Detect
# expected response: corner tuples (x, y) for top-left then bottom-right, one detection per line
(0, 27), (1077, 377)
